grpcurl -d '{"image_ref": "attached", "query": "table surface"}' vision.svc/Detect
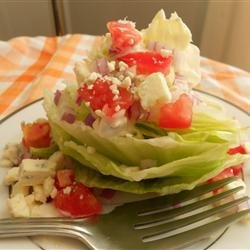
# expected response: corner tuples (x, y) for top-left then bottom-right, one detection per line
(0, 35), (249, 120)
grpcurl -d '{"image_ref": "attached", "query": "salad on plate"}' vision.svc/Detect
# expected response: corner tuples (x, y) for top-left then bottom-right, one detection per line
(1, 9), (249, 218)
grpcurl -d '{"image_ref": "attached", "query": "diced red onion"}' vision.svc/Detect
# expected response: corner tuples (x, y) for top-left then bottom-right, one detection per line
(84, 113), (96, 126)
(61, 111), (76, 124)
(95, 58), (109, 75)
(146, 41), (166, 52)
(100, 189), (116, 200)
(172, 76), (191, 102)
(127, 101), (149, 121)
(190, 91), (203, 105)
(54, 90), (62, 106)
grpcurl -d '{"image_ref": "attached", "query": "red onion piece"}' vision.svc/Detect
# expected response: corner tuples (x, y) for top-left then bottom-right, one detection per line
(95, 58), (109, 75)
(146, 41), (166, 52)
(84, 113), (96, 126)
(127, 101), (149, 121)
(54, 90), (62, 106)
(61, 111), (76, 124)
(100, 189), (116, 200)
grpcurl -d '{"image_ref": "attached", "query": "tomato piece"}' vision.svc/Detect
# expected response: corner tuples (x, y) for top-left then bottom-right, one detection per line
(54, 182), (102, 217)
(77, 79), (133, 116)
(158, 94), (193, 129)
(22, 121), (51, 148)
(107, 21), (141, 53)
(117, 52), (173, 75)
(228, 145), (246, 155)
(55, 169), (75, 189)
(208, 145), (246, 191)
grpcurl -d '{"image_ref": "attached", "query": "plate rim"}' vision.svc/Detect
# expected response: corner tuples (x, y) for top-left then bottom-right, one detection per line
(0, 91), (248, 249)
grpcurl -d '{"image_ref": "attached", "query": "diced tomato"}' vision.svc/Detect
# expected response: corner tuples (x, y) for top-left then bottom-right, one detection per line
(55, 169), (75, 189)
(117, 52), (173, 75)
(77, 79), (133, 116)
(54, 182), (102, 217)
(22, 121), (51, 148)
(158, 94), (193, 129)
(107, 21), (141, 53)
(208, 144), (246, 191)
(209, 168), (235, 183)
(228, 145), (246, 155)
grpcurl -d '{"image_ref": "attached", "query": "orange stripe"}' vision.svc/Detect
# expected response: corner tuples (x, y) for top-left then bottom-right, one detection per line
(23, 35), (83, 104)
(0, 37), (57, 114)
(203, 58), (250, 112)
(217, 78), (250, 112)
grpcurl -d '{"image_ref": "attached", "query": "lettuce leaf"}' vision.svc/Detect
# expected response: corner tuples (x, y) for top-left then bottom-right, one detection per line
(74, 150), (247, 194)
(43, 87), (250, 194)
(142, 9), (192, 50)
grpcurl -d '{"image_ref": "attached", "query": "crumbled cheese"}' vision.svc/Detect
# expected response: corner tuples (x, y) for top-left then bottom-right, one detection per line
(2, 143), (20, 165)
(63, 186), (72, 194)
(115, 105), (121, 112)
(128, 39), (135, 45)
(8, 193), (30, 217)
(110, 114), (127, 128)
(19, 159), (55, 186)
(0, 159), (13, 168)
(118, 61), (129, 71)
(137, 72), (172, 109)
(160, 48), (172, 57)
(113, 95), (119, 101)
(125, 133), (133, 138)
(107, 61), (116, 72)
(87, 84), (94, 90)
(85, 101), (90, 107)
(4, 167), (19, 185)
(118, 19), (134, 26)
(25, 194), (35, 207)
(126, 68), (136, 79)
(50, 187), (57, 199)
(110, 84), (118, 91)
(111, 77), (121, 86)
(118, 74), (125, 81)
(11, 182), (30, 197)
(33, 185), (47, 203)
(95, 109), (105, 117)
(121, 76), (132, 89)
(112, 89), (120, 95)
(80, 194), (84, 200)
(87, 146), (96, 154)
(43, 176), (55, 197)
(89, 72), (101, 82)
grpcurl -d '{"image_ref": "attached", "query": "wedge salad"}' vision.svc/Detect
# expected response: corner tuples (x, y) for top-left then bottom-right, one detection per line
(1, 9), (250, 218)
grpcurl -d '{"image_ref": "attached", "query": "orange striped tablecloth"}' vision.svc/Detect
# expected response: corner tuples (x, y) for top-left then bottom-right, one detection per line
(0, 35), (249, 120)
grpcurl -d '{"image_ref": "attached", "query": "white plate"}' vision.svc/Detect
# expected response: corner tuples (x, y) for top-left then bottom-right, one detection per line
(0, 91), (249, 250)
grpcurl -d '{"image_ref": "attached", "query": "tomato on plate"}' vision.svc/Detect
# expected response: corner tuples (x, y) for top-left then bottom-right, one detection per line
(54, 182), (102, 217)
(107, 21), (141, 53)
(55, 169), (75, 189)
(22, 120), (51, 148)
(117, 52), (173, 75)
(158, 94), (193, 129)
(208, 145), (246, 187)
(228, 145), (246, 155)
(77, 79), (133, 116)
